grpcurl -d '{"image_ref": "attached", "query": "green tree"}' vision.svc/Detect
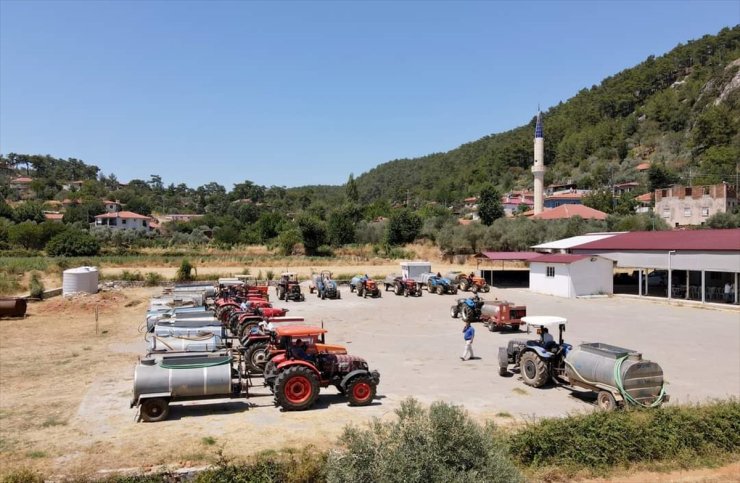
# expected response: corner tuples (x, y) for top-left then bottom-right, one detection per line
(176, 258), (195, 281)
(0, 198), (13, 219)
(648, 164), (680, 192)
(63, 201), (106, 224)
(8, 221), (44, 249)
(327, 209), (356, 246)
(346, 173), (359, 203)
(478, 185), (504, 226)
(46, 229), (100, 256)
(385, 209), (422, 246)
(276, 228), (301, 256)
(255, 212), (285, 243)
(692, 105), (735, 151)
(296, 215), (327, 255)
(706, 210), (740, 228)
(213, 224), (241, 247)
(13, 201), (45, 223)
(126, 197), (153, 216)
(582, 189), (614, 213)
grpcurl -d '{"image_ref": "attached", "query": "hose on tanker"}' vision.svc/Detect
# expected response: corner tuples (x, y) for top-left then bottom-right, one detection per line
(614, 355), (666, 408)
(159, 356), (232, 370)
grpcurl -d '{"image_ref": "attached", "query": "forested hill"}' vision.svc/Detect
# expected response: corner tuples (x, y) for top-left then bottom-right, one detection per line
(350, 26), (740, 205)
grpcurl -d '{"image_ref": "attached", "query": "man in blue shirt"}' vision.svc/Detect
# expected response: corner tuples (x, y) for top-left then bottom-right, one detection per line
(461, 320), (475, 361)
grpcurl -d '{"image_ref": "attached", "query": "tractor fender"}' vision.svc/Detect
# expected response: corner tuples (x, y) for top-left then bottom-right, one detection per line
(524, 346), (554, 359)
(339, 369), (374, 390)
(276, 359), (321, 378)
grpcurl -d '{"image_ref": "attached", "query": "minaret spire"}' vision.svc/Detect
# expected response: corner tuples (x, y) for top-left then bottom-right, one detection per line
(532, 109), (546, 215)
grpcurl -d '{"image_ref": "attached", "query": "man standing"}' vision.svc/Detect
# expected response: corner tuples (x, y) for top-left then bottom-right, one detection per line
(461, 320), (475, 361)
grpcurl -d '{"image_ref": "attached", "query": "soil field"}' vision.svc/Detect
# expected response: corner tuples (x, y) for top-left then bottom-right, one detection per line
(0, 283), (738, 480)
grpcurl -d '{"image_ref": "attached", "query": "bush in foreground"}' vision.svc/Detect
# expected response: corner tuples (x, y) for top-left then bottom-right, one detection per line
(325, 398), (522, 483)
(509, 399), (740, 471)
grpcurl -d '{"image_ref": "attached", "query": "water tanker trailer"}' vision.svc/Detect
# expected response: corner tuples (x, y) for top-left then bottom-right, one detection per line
(147, 333), (224, 353)
(498, 316), (668, 410)
(131, 350), (246, 422)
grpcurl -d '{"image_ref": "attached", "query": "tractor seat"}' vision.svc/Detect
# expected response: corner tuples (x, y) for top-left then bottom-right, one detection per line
(525, 340), (542, 348)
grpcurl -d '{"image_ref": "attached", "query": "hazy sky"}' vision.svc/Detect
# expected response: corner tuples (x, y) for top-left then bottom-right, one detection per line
(1, 1), (737, 189)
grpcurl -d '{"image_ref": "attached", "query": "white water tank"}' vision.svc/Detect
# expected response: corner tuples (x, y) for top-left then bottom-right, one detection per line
(62, 266), (99, 296)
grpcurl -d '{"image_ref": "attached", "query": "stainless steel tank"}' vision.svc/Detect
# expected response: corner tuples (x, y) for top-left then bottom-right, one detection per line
(146, 312), (216, 331)
(153, 324), (225, 338)
(133, 351), (232, 401)
(148, 334), (224, 352)
(480, 304), (501, 317)
(565, 343), (665, 404)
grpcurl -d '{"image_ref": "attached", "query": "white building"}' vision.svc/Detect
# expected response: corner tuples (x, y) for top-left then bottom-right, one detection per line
(93, 211), (153, 230)
(529, 254), (614, 298)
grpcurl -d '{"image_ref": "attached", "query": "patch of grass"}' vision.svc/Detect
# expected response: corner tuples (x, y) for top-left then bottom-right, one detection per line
(496, 411), (512, 418)
(83, 346), (92, 350)
(144, 271), (164, 286)
(512, 387), (528, 395)
(120, 270), (144, 282)
(41, 416), (67, 428)
(201, 436), (217, 446)
(0, 468), (44, 483)
(26, 450), (47, 459)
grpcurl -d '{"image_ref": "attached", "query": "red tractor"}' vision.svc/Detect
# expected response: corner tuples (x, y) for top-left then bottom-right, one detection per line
(447, 271), (490, 293)
(276, 272), (305, 302)
(263, 326), (380, 411)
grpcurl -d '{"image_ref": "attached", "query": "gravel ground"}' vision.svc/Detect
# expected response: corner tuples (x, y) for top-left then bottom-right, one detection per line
(1, 283), (738, 477)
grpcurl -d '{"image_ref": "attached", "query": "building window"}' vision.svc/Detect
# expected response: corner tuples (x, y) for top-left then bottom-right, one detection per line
(662, 207), (670, 218)
(685, 187), (692, 196)
(546, 266), (555, 277)
(121, 219), (127, 225)
(661, 189), (668, 197)
(701, 207), (709, 217)
(684, 207), (691, 217)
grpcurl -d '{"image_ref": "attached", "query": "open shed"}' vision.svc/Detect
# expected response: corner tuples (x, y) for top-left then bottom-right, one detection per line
(474, 251), (541, 287)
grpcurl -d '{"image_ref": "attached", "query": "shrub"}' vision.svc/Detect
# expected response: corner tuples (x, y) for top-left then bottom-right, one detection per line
(120, 270), (144, 282)
(176, 259), (195, 282)
(277, 228), (302, 256)
(326, 398), (522, 483)
(508, 399), (740, 471)
(29, 272), (45, 299)
(265, 270), (274, 281)
(144, 272), (164, 286)
(46, 229), (100, 257)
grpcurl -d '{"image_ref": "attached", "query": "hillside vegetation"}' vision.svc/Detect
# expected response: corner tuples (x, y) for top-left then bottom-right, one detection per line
(352, 26), (740, 205)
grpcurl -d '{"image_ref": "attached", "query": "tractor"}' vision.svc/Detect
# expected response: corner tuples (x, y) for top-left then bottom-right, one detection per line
(383, 275), (422, 297)
(276, 272), (305, 302)
(349, 275), (381, 298)
(450, 296), (526, 331)
(447, 271), (490, 293)
(498, 316), (669, 411)
(309, 271), (341, 300)
(420, 273), (458, 295)
(263, 326), (380, 411)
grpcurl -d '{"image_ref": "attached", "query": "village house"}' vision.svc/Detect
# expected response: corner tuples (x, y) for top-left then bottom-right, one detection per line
(654, 183), (738, 227)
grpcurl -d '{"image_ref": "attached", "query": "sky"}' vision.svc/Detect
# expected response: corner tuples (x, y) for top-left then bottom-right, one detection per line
(1, 1), (738, 189)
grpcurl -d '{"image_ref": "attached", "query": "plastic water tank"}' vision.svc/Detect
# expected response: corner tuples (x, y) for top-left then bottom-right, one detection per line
(62, 266), (99, 296)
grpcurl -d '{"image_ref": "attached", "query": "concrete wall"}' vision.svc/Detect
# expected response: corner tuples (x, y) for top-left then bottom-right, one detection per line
(654, 184), (737, 227)
(572, 250), (740, 273)
(530, 257), (613, 298)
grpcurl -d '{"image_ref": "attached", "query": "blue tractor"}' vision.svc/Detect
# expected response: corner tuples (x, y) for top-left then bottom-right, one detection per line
(420, 272), (458, 295)
(310, 270), (340, 300)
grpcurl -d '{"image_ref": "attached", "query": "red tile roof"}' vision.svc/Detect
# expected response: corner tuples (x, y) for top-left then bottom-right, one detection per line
(95, 211), (151, 220)
(475, 251), (542, 261)
(635, 193), (652, 203)
(546, 192), (586, 199)
(635, 162), (651, 171)
(44, 213), (64, 220)
(12, 177), (33, 183)
(533, 204), (608, 220)
(572, 229), (740, 252)
(530, 254), (590, 264)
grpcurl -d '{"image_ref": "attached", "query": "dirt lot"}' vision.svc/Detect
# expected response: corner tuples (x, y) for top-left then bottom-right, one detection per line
(0, 283), (738, 479)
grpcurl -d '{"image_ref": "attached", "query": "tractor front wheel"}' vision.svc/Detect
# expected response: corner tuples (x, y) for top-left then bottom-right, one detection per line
(346, 376), (376, 406)
(519, 351), (549, 388)
(483, 285), (491, 293)
(436, 285), (444, 295)
(450, 305), (459, 318)
(140, 398), (170, 422)
(274, 366), (320, 411)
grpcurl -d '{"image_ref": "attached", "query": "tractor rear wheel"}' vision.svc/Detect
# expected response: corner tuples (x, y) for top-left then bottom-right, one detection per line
(483, 285), (491, 293)
(140, 398), (170, 422)
(519, 351), (549, 388)
(244, 342), (268, 373)
(346, 376), (376, 406)
(597, 391), (617, 411)
(436, 285), (444, 295)
(274, 366), (320, 411)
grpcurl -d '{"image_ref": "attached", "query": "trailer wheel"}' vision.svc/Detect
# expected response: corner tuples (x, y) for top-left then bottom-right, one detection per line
(498, 366), (508, 377)
(597, 391), (618, 411)
(346, 376), (376, 406)
(274, 366), (320, 411)
(520, 351), (548, 388)
(140, 398), (170, 422)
